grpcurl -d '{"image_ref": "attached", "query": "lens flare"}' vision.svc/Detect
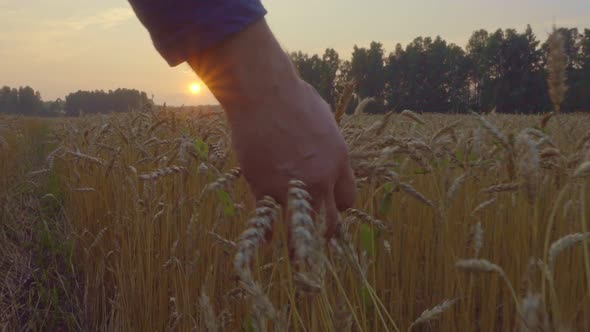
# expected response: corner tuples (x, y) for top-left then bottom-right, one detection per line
(189, 83), (201, 94)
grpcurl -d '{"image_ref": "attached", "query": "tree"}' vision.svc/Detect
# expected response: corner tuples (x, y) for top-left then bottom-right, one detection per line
(578, 29), (590, 110)
(64, 89), (151, 116)
(0, 86), (19, 114)
(385, 36), (469, 113)
(290, 51), (323, 91)
(467, 26), (547, 113)
(333, 59), (358, 114)
(44, 98), (64, 116)
(0, 86), (44, 115)
(17, 86), (44, 115)
(498, 26), (546, 114)
(542, 28), (583, 70)
(542, 27), (590, 112)
(466, 29), (490, 110)
(445, 44), (470, 112)
(350, 42), (385, 113)
(290, 48), (342, 108)
(319, 48), (341, 107)
(383, 43), (404, 111)
(4, 24), (589, 117)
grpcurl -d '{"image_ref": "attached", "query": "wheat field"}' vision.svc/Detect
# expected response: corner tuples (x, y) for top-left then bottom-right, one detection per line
(1, 109), (590, 331)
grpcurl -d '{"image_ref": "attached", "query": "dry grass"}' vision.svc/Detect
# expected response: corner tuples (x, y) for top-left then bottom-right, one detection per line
(547, 27), (568, 114)
(1, 117), (83, 330)
(2, 108), (590, 331)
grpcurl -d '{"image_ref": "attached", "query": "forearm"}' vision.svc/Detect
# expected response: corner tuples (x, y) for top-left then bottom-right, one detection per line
(187, 19), (300, 115)
(128, 0), (267, 67)
(128, 1), (299, 116)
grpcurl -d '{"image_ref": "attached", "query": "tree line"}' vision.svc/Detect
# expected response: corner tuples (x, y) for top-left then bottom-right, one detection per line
(0, 87), (152, 116)
(0, 86), (51, 115)
(63, 89), (151, 116)
(3, 25), (588, 116)
(291, 26), (590, 114)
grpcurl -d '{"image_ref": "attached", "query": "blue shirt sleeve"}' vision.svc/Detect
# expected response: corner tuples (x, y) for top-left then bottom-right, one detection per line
(128, 0), (267, 67)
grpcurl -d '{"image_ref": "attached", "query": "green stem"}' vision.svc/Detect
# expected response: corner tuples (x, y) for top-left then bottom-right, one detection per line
(580, 184), (590, 297)
(542, 183), (570, 301)
(548, 274), (561, 328)
(325, 260), (364, 332)
(350, 247), (399, 332)
(499, 270), (522, 318)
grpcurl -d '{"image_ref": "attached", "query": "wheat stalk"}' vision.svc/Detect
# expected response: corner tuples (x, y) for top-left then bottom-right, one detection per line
(199, 291), (218, 332)
(575, 132), (590, 150)
(547, 27), (568, 113)
(540, 112), (554, 129)
(334, 79), (356, 125)
(518, 134), (540, 204)
(539, 147), (561, 159)
(399, 182), (434, 208)
(482, 183), (520, 194)
(344, 208), (387, 230)
(456, 259), (521, 315)
(66, 150), (106, 166)
(431, 120), (461, 143)
(353, 97), (376, 116)
(408, 298), (458, 331)
(471, 197), (497, 217)
(138, 165), (185, 181)
(548, 232), (590, 274)
(401, 110), (425, 125)
(519, 292), (550, 332)
(233, 197), (280, 329)
(375, 110), (395, 136)
(573, 161), (590, 179)
(205, 167), (241, 191)
(446, 172), (469, 207)
(471, 222), (484, 257)
(471, 112), (510, 149)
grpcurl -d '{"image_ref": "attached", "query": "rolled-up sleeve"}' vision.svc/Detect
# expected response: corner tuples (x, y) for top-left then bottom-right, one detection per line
(128, 0), (267, 67)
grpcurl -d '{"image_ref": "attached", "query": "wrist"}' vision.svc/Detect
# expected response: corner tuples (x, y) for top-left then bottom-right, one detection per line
(187, 19), (299, 113)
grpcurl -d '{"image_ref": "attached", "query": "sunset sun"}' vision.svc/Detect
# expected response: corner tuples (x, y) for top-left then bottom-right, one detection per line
(189, 82), (201, 94)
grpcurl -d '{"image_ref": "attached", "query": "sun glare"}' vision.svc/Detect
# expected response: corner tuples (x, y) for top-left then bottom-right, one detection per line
(189, 83), (201, 94)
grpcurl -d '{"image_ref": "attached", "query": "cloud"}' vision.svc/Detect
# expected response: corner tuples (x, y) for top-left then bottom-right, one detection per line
(53, 7), (135, 31)
(0, 6), (135, 62)
(539, 16), (590, 30)
(0, 6), (134, 33)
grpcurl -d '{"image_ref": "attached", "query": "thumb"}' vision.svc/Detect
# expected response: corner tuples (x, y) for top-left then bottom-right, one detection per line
(308, 183), (342, 240)
(322, 190), (342, 240)
(334, 162), (356, 211)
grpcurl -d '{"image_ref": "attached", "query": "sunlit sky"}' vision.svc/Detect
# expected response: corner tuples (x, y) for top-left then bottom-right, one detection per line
(1, 1), (588, 105)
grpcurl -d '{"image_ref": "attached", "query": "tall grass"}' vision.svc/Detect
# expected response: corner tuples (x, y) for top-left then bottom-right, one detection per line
(15, 108), (585, 331)
(1, 117), (82, 330)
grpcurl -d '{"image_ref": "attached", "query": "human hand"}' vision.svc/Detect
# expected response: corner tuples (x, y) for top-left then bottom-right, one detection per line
(230, 78), (356, 238)
(188, 19), (355, 238)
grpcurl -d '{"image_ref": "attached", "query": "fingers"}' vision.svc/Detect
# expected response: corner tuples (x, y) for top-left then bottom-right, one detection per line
(253, 186), (286, 243)
(334, 162), (356, 211)
(249, 159), (355, 241)
(307, 184), (341, 240)
(323, 160), (356, 239)
(322, 191), (342, 239)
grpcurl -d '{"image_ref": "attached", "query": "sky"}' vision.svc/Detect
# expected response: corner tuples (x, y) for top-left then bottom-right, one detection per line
(1, 0), (589, 106)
